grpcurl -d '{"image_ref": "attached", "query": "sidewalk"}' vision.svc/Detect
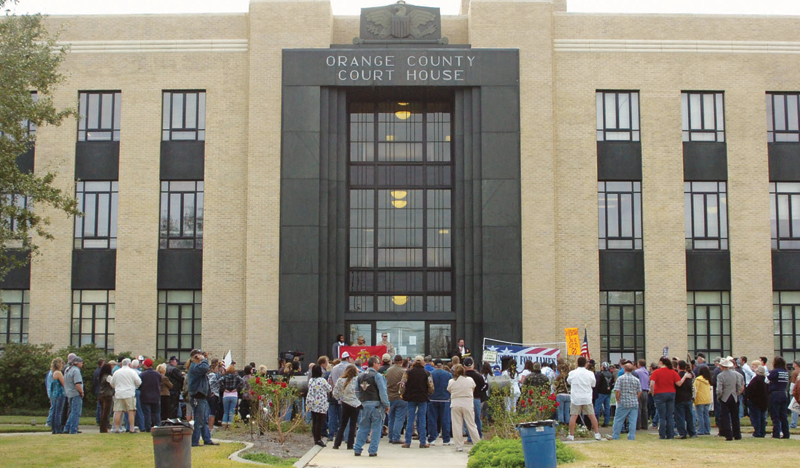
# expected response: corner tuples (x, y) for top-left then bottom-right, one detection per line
(306, 439), (469, 468)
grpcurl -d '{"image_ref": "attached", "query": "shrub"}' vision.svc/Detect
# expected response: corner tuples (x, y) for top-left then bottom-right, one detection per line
(467, 433), (577, 467)
(247, 376), (303, 443)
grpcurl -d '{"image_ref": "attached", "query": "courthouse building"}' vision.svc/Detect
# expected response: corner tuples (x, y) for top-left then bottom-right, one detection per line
(3, 0), (800, 365)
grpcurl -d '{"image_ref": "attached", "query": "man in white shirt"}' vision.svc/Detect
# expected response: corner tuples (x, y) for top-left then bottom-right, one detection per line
(566, 356), (601, 441)
(110, 358), (142, 433)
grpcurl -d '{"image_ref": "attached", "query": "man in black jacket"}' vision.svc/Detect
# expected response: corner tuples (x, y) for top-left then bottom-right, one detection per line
(464, 357), (486, 438)
(166, 356), (185, 418)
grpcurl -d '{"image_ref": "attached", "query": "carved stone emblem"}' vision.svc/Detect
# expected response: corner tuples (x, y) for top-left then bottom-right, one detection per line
(359, 1), (441, 41)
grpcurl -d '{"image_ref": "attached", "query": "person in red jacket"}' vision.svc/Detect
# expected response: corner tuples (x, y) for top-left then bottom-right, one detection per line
(649, 357), (681, 439)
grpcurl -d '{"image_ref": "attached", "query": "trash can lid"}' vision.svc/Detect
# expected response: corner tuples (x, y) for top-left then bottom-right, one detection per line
(516, 419), (557, 428)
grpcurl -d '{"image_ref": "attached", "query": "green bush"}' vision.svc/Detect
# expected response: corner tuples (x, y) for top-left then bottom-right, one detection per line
(467, 436), (577, 468)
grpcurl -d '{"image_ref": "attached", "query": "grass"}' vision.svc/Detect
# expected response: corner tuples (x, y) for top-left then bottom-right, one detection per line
(0, 415), (95, 426)
(0, 433), (244, 468)
(570, 432), (796, 467)
(241, 452), (298, 465)
(0, 425), (51, 433)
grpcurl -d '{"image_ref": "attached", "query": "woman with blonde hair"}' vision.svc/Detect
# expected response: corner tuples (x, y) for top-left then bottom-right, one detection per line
(49, 358), (66, 434)
(332, 365), (361, 450)
(447, 364), (480, 451)
(157, 363), (173, 422)
(220, 364), (244, 429)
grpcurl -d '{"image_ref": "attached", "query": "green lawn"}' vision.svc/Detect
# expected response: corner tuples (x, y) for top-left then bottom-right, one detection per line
(0, 415), (95, 426)
(0, 433), (245, 468)
(0, 425), (51, 433)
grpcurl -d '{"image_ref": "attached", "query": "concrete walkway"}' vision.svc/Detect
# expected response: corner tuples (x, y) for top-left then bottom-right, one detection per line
(304, 439), (469, 468)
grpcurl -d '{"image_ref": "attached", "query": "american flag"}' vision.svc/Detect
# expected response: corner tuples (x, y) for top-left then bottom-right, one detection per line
(580, 328), (591, 359)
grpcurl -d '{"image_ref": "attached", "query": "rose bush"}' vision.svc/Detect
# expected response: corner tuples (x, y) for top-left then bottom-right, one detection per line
(247, 376), (302, 443)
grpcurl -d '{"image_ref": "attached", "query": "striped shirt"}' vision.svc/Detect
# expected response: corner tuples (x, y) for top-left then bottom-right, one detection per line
(614, 372), (641, 408)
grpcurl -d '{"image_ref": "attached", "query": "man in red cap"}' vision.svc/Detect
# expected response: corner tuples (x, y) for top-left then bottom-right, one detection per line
(139, 358), (163, 432)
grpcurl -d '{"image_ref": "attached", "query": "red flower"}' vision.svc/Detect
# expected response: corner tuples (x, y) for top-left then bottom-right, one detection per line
(267, 379), (272, 385)
(528, 389), (533, 395)
(281, 382), (287, 388)
(555, 402), (560, 407)
(258, 395), (263, 400)
(255, 377), (261, 385)
(250, 390), (255, 395)
(269, 401), (273, 407)
(539, 406), (544, 411)
(541, 390), (546, 396)
(520, 400), (527, 407)
(548, 393), (556, 401)
(527, 398), (532, 405)
(273, 389), (278, 394)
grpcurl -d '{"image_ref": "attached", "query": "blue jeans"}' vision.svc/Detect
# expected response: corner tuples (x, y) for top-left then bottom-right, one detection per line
(64, 396), (83, 434)
(747, 400), (767, 437)
(473, 398), (482, 437)
(695, 404), (711, 435)
(191, 399), (213, 446)
(769, 391), (790, 438)
(556, 395), (571, 424)
(222, 396), (237, 423)
(142, 402), (161, 432)
(792, 408), (798, 428)
(674, 400), (695, 437)
(50, 396), (65, 434)
(653, 393), (675, 439)
(739, 397), (745, 419)
(135, 389), (144, 430)
(388, 400), (407, 442)
(426, 401), (451, 443)
(327, 400), (341, 439)
(611, 405), (638, 440)
(354, 402), (385, 455)
(594, 394), (611, 425)
(405, 401), (428, 446)
(96, 400), (102, 425)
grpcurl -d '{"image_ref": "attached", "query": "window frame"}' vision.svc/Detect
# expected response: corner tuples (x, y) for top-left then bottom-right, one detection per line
(599, 291), (645, 364)
(687, 291), (732, 359)
(162, 90), (206, 141)
(0, 289), (29, 346)
(159, 181), (204, 250)
(74, 181), (118, 249)
(681, 91), (725, 142)
(684, 181), (728, 250)
(598, 181), (642, 250)
(770, 182), (800, 250)
(766, 92), (800, 143)
(77, 91), (122, 142)
(596, 90), (640, 142)
(156, 290), (202, 363)
(773, 291), (800, 364)
(344, 319), (454, 359)
(71, 290), (115, 353)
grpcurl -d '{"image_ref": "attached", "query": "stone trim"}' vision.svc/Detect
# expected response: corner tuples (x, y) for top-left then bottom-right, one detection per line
(554, 38), (800, 54)
(56, 39), (248, 54)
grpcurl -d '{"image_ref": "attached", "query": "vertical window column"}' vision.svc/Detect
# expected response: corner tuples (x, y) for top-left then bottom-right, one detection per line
(773, 291), (800, 364)
(599, 291), (645, 363)
(157, 290), (202, 363)
(159, 181), (204, 249)
(687, 291), (731, 358)
(685, 182), (728, 250)
(681, 91), (725, 142)
(78, 91), (121, 141)
(75, 181), (118, 249)
(71, 290), (115, 352)
(0, 290), (29, 346)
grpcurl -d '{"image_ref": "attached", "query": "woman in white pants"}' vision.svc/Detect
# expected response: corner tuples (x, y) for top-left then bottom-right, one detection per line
(448, 364), (481, 452)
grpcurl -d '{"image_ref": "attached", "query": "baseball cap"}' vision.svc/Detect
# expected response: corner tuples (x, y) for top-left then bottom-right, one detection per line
(382, 353), (391, 362)
(143, 358), (153, 368)
(341, 351), (350, 359)
(72, 356), (83, 364)
(434, 358), (443, 366)
(169, 355), (178, 362)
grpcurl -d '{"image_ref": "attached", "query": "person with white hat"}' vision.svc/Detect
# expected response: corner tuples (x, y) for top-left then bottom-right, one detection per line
(716, 357), (744, 441)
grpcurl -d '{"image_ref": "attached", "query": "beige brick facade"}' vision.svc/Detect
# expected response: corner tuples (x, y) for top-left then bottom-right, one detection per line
(15, 0), (800, 365)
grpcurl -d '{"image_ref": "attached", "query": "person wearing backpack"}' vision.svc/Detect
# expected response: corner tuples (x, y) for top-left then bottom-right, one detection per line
(220, 364), (244, 429)
(594, 362), (613, 427)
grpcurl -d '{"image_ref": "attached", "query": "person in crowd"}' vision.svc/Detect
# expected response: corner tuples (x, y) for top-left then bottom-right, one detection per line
(332, 334), (346, 360)
(447, 364), (480, 452)
(96, 363), (114, 433)
(165, 356), (184, 419)
(451, 356), (461, 366)
(695, 353), (708, 371)
(401, 355), (431, 448)
(745, 364), (769, 437)
(501, 357), (521, 413)
(716, 357), (744, 441)
(479, 361), (493, 424)
(593, 362), (613, 427)
(307, 362), (332, 447)
(379, 354), (392, 374)
(356, 335), (367, 346)
(767, 356), (791, 439)
(328, 352), (355, 440)
(220, 363), (244, 429)
(649, 357), (679, 440)
(63, 356), (84, 434)
(188, 350), (218, 447)
(48, 358), (66, 435)
(610, 363), (640, 440)
(139, 359), (162, 432)
(553, 362), (571, 425)
(377, 333), (396, 357)
(711, 357), (723, 427)
(111, 358), (142, 433)
(542, 362), (556, 382)
(451, 338), (469, 360)
(157, 364), (173, 422)
(238, 365), (254, 421)
(566, 356), (601, 441)
(426, 359), (452, 446)
(791, 359), (800, 429)
(674, 360), (696, 438)
(131, 359), (145, 431)
(93, 358), (105, 426)
(182, 359), (193, 422)
(208, 359), (223, 430)
(424, 355), (435, 372)
(523, 362), (550, 389)
(518, 360), (534, 384)
(693, 365), (713, 435)
(332, 365), (361, 450)
(793, 369), (800, 430)
(464, 357), (487, 439)
(385, 354), (407, 444)
(633, 359), (650, 430)
(354, 356), (390, 457)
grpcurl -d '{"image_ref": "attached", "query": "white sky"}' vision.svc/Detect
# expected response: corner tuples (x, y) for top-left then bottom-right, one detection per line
(8, 0), (800, 17)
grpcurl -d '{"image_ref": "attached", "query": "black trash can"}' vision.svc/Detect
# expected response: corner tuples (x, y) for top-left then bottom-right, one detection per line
(152, 424), (193, 468)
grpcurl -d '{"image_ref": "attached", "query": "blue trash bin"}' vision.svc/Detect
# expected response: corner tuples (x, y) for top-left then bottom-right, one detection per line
(517, 420), (557, 468)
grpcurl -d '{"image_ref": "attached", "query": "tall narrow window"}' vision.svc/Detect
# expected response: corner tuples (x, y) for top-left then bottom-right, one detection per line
(0, 290), (29, 346)
(596, 91), (640, 141)
(75, 181), (118, 249)
(600, 291), (645, 364)
(598, 181), (642, 250)
(687, 291), (731, 358)
(157, 290), (202, 363)
(770, 182), (800, 249)
(23, 91), (37, 137)
(162, 91), (206, 141)
(681, 91), (725, 142)
(767, 93), (800, 142)
(684, 182), (728, 250)
(773, 291), (800, 364)
(78, 91), (121, 141)
(159, 181), (203, 249)
(71, 290), (115, 353)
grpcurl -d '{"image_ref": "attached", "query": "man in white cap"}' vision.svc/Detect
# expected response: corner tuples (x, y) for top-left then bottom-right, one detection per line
(716, 357), (744, 441)
(111, 358), (142, 433)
